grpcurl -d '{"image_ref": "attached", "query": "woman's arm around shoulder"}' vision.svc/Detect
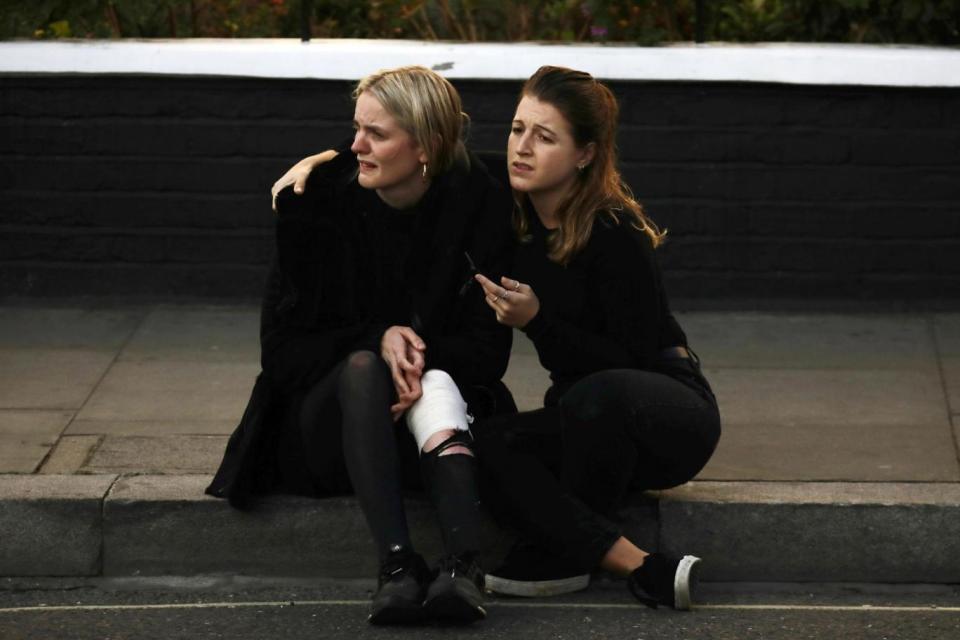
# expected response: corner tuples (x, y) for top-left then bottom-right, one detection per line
(271, 138), (355, 214)
(270, 150), (338, 211)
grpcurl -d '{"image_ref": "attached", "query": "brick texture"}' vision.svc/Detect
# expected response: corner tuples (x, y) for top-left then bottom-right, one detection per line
(1, 76), (958, 300)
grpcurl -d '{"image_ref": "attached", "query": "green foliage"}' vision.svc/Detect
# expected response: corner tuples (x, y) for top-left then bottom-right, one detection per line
(0, 0), (297, 39)
(710, 0), (960, 44)
(1, 0), (957, 44)
(587, 1), (696, 44)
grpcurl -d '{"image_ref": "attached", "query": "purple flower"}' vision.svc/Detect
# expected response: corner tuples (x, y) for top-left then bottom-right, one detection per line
(591, 25), (608, 38)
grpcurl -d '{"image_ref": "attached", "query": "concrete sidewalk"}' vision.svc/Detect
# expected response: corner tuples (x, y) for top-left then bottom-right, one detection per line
(1, 303), (959, 582)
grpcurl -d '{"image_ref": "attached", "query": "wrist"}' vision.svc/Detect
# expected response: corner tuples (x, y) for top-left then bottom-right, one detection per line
(521, 309), (547, 337)
(516, 301), (540, 330)
(310, 150), (338, 166)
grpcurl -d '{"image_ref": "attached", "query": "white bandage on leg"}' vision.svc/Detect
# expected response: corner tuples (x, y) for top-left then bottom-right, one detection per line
(406, 369), (471, 452)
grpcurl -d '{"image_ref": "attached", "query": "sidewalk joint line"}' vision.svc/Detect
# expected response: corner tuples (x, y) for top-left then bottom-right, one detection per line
(73, 306), (152, 419)
(927, 315), (960, 472)
(97, 473), (123, 576)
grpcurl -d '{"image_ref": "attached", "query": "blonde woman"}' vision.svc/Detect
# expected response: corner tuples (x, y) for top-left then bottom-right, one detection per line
(208, 66), (514, 625)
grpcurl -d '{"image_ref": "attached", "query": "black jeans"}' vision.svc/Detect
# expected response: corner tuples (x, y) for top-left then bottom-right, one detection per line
(473, 358), (721, 571)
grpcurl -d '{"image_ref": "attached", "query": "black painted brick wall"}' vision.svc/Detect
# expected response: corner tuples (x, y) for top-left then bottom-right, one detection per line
(2, 75), (959, 300)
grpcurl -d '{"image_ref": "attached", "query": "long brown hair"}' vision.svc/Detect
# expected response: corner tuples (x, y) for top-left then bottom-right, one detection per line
(515, 66), (665, 264)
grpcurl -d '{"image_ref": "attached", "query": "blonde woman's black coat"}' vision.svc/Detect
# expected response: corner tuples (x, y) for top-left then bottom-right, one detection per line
(206, 149), (515, 508)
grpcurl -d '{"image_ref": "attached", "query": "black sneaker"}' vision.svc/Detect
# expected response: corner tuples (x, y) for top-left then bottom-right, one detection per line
(369, 549), (430, 625)
(484, 540), (590, 597)
(423, 554), (487, 624)
(627, 553), (701, 611)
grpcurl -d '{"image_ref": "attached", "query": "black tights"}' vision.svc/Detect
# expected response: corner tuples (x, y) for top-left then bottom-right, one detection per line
(292, 350), (481, 562)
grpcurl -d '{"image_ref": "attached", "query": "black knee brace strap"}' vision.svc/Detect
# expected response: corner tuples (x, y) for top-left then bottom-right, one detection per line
(431, 430), (475, 457)
(420, 430), (475, 487)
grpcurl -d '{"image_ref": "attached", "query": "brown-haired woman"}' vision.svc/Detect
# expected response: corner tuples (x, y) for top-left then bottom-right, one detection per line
(471, 66), (721, 610)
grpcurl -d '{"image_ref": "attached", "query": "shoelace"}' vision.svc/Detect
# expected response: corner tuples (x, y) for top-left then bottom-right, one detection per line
(379, 555), (419, 585)
(379, 565), (407, 584)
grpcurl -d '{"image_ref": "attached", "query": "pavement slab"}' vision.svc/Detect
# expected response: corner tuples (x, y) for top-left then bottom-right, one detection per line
(0, 410), (73, 473)
(0, 307), (143, 350)
(701, 420), (960, 481)
(934, 313), (960, 356)
(0, 349), (116, 410)
(118, 306), (259, 363)
(658, 481), (960, 582)
(678, 313), (938, 370)
(82, 436), (228, 474)
(707, 367), (948, 427)
(510, 329), (538, 356)
(39, 435), (102, 474)
(0, 474), (116, 576)
(75, 360), (258, 422)
(502, 352), (550, 412)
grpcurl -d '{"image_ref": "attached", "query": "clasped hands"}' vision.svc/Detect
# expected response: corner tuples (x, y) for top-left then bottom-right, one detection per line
(380, 325), (426, 422)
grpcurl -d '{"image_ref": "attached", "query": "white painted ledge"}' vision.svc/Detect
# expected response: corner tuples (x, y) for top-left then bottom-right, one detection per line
(1, 39), (959, 87)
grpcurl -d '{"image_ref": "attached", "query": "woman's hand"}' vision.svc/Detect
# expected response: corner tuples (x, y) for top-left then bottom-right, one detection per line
(391, 366), (421, 422)
(380, 326), (427, 420)
(475, 274), (540, 329)
(270, 149), (339, 211)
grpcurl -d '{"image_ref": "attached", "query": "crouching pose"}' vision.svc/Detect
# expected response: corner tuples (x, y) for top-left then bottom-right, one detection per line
(472, 66), (722, 610)
(206, 66), (514, 625)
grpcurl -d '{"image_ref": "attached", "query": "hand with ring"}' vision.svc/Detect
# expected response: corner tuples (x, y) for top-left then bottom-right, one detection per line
(475, 273), (540, 329)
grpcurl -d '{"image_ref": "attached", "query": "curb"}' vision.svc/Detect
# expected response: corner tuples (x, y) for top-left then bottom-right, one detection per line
(2, 475), (959, 582)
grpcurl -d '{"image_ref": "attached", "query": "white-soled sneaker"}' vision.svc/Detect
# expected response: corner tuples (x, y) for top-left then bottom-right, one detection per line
(627, 553), (701, 611)
(484, 541), (590, 597)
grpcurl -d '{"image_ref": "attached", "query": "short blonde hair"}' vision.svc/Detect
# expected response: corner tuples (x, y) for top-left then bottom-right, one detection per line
(354, 66), (467, 178)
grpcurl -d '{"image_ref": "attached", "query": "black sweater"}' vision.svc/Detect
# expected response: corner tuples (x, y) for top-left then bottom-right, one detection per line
(208, 147), (515, 507)
(259, 147), (514, 392)
(514, 210), (686, 401)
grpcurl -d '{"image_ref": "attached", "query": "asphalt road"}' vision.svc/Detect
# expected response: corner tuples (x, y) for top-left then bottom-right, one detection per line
(2, 577), (958, 640)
